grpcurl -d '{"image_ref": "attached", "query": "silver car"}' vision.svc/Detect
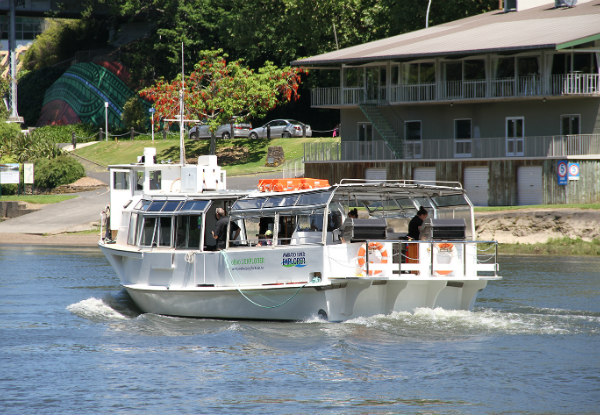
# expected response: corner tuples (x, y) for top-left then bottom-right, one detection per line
(248, 119), (312, 139)
(189, 121), (252, 140)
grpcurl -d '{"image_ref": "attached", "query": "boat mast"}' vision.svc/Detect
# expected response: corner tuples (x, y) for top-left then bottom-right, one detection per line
(179, 42), (186, 166)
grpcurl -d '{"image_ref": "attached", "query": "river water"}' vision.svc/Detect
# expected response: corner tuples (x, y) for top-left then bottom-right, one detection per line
(1, 245), (598, 415)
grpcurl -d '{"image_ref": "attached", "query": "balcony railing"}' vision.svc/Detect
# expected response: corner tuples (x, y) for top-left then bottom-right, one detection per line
(311, 73), (600, 107)
(304, 134), (600, 162)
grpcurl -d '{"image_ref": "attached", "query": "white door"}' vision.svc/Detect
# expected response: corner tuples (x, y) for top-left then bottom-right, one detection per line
(517, 166), (543, 205)
(506, 117), (524, 156)
(463, 167), (489, 206)
(413, 167), (436, 184)
(365, 168), (387, 182)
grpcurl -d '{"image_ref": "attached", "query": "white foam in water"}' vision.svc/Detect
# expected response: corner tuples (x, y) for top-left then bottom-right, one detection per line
(67, 297), (129, 322)
(340, 307), (589, 336)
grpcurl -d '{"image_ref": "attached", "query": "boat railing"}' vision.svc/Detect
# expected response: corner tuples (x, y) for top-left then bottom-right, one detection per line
(358, 239), (499, 278)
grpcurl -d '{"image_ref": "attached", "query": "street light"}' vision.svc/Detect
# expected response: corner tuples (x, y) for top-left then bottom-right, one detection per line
(105, 101), (109, 141)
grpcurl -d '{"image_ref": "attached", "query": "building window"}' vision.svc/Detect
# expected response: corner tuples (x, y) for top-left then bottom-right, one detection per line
(561, 114), (580, 135)
(454, 119), (472, 157)
(405, 120), (422, 158)
(358, 123), (373, 141)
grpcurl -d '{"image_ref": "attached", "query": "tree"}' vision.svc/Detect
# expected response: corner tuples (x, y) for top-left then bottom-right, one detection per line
(140, 49), (303, 157)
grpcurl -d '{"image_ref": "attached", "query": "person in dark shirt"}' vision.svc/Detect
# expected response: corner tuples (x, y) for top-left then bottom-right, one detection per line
(408, 206), (428, 240)
(211, 208), (240, 250)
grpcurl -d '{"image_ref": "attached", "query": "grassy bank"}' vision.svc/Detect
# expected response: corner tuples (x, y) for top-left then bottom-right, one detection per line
(499, 237), (600, 256)
(0, 194), (77, 204)
(73, 136), (340, 176)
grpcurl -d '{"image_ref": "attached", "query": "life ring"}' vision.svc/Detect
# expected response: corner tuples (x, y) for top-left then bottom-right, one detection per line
(436, 242), (454, 252)
(357, 242), (388, 275)
(435, 243), (455, 275)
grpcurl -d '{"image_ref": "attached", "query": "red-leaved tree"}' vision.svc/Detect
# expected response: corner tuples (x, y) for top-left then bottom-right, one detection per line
(140, 49), (304, 156)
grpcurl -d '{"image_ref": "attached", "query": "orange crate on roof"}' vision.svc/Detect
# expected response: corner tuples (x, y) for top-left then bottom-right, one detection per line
(258, 178), (330, 192)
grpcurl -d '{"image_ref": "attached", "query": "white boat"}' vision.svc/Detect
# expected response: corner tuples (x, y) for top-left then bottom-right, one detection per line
(100, 149), (500, 321)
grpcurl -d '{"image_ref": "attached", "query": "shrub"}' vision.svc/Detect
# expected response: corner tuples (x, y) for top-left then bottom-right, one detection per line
(29, 124), (99, 144)
(17, 67), (66, 125)
(34, 156), (85, 189)
(122, 97), (150, 132)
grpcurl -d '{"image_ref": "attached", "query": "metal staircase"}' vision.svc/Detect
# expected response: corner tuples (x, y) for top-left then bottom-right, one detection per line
(359, 103), (403, 158)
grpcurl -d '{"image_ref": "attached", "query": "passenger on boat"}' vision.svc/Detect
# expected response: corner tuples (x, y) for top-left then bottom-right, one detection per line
(408, 206), (428, 240)
(258, 230), (273, 246)
(348, 208), (358, 219)
(212, 208), (240, 250)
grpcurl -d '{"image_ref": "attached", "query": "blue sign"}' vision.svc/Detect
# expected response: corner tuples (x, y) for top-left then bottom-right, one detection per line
(557, 160), (568, 185)
(149, 107), (155, 113)
(568, 162), (580, 181)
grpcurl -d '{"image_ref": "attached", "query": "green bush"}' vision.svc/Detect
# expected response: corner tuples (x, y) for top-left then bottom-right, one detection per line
(0, 123), (23, 159)
(29, 124), (99, 144)
(34, 156), (85, 189)
(122, 97), (150, 132)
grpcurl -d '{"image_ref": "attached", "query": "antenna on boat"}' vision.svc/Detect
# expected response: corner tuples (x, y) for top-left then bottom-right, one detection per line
(179, 41), (186, 166)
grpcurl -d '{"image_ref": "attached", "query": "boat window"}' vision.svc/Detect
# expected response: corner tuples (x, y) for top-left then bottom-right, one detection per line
(140, 217), (157, 246)
(413, 197), (433, 208)
(163, 200), (183, 212)
(278, 215), (296, 245)
(135, 199), (152, 211)
(263, 194), (299, 208)
(175, 215), (201, 249)
(147, 200), (166, 212)
(113, 171), (129, 190)
(149, 170), (161, 190)
(296, 191), (331, 206)
(136, 171), (144, 191)
(232, 197), (268, 211)
(179, 200), (210, 213)
(158, 217), (173, 246)
(296, 208), (325, 231)
(432, 194), (468, 207)
(127, 213), (138, 246)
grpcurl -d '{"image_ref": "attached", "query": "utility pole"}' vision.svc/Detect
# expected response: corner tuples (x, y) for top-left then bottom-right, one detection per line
(8, 0), (23, 123)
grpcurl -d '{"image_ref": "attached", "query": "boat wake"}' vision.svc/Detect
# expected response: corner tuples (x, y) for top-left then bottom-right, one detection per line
(67, 290), (141, 322)
(339, 306), (600, 337)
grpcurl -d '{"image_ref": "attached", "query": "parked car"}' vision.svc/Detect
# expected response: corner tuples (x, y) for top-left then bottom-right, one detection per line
(188, 121), (252, 140)
(248, 119), (312, 139)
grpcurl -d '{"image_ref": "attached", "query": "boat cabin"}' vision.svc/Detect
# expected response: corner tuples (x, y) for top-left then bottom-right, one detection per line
(227, 180), (476, 249)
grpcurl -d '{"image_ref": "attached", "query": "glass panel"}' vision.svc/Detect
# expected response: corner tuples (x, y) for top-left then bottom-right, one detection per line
(163, 200), (182, 212)
(263, 195), (299, 208)
(158, 217), (172, 246)
(113, 171), (129, 190)
(432, 194), (469, 207)
(297, 192), (331, 206)
(296, 209), (325, 231)
(455, 119), (472, 139)
(137, 199), (152, 211)
(127, 213), (138, 246)
(149, 170), (161, 190)
(405, 121), (421, 141)
(136, 171), (144, 191)
(140, 217), (157, 246)
(232, 198), (267, 211)
(175, 215), (201, 249)
(147, 200), (166, 212)
(180, 200), (210, 212)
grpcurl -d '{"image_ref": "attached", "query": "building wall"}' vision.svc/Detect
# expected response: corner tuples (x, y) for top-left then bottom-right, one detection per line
(305, 158), (600, 206)
(340, 98), (600, 140)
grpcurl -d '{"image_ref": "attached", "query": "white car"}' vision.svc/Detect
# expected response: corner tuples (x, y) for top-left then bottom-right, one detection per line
(189, 121), (252, 140)
(248, 119), (312, 139)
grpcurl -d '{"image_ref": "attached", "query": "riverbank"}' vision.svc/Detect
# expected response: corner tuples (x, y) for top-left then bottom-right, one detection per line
(2, 208), (599, 255)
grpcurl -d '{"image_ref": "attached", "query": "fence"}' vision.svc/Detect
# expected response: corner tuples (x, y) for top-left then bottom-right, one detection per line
(304, 134), (600, 162)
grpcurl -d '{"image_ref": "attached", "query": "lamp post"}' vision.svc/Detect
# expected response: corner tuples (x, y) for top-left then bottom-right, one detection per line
(104, 101), (109, 141)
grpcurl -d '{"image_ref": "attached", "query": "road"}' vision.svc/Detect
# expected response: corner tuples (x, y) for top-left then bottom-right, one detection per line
(0, 158), (284, 235)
